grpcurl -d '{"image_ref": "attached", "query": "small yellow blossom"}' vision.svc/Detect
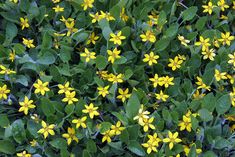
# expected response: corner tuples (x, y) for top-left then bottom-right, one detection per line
(142, 133), (161, 154)
(140, 30), (156, 43)
(195, 36), (211, 51)
(201, 48), (216, 61)
(80, 48), (96, 62)
(62, 127), (79, 145)
(217, 0), (229, 11)
(62, 91), (79, 105)
(30, 139), (37, 147)
(149, 74), (161, 88)
(100, 11), (115, 21)
(163, 131), (182, 150)
(184, 144), (202, 156)
(20, 17), (29, 30)
(109, 31), (126, 45)
(178, 35), (190, 46)
(178, 115), (192, 132)
(33, 79), (50, 95)
(218, 32), (234, 46)
(168, 56), (183, 71)
(101, 129), (114, 143)
(133, 105), (150, 124)
(139, 117), (155, 132)
(53, 5), (64, 12)
(97, 85), (109, 97)
(10, 0), (18, 3)
(214, 69), (227, 81)
(193, 90), (205, 99)
(143, 51), (159, 66)
(202, 2), (215, 15)
(81, 0), (94, 10)
(110, 121), (125, 135)
(155, 90), (169, 102)
(108, 73), (124, 84)
(9, 49), (16, 62)
(82, 103), (100, 119)
(19, 96), (36, 115)
(117, 88), (131, 102)
(72, 116), (87, 129)
(65, 20), (78, 36)
(52, 0), (60, 3)
(196, 76), (211, 91)
(0, 65), (16, 75)
(37, 120), (55, 139)
(87, 32), (99, 45)
(0, 84), (10, 100)
(120, 8), (129, 22)
(107, 48), (121, 64)
(89, 12), (101, 23)
(23, 38), (35, 48)
(158, 76), (174, 88)
(228, 52), (235, 67)
(58, 82), (74, 94)
(17, 151), (32, 157)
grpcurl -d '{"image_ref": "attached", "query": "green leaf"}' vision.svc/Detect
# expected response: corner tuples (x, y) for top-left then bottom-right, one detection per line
(13, 43), (26, 54)
(11, 119), (26, 144)
(188, 144), (196, 157)
(3, 22), (18, 46)
(195, 16), (207, 31)
(27, 120), (39, 138)
(127, 140), (145, 156)
(100, 122), (112, 133)
(126, 91), (140, 119)
(72, 32), (89, 43)
(158, 10), (166, 27)
(40, 98), (55, 117)
(95, 55), (108, 70)
(201, 93), (216, 112)
(50, 138), (67, 150)
(182, 6), (198, 21)
(154, 38), (170, 52)
(37, 50), (56, 65)
(165, 23), (179, 38)
(198, 108), (213, 122)
(86, 140), (97, 153)
(216, 94), (231, 115)
(0, 114), (10, 128)
(42, 31), (52, 49)
(0, 140), (15, 154)
(15, 75), (28, 86)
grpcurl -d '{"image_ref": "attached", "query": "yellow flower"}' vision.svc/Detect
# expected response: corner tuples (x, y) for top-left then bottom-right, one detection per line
(227, 74), (235, 84)
(163, 131), (182, 150)
(228, 52), (235, 67)
(214, 69), (227, 81)
(97, 85), (109, 97)
(100, 11), (115, 21)
(9, 49), (16, 62)
(143, 51), (159, 66)
(23, 38), (35, 48)
(202, 1), (214, 15)
(195, 36), (211, 51)
(120, 8), (129, 22)
(10, 0), (18, 3)
(149, 74), (161, 88)
(81, 0), (94, 10)
(196, 76), (211, 91)
(31, 114), (40, 123)
(52, 0), (60, 3)
(147, 133), (161, 145)
(201, 48), (216, 61)
(109, 31), (126, 45)
(65, 20), (78, 36)
(0, 84), (10, 100)
(108, 73), (124, 84)
(178, 35), (190, 46)
(158, 76), (174, 88)
(155, 90), (169, 102)
(58, 82), (74, 94)
(20, 17), (29, 30)
(37, 120), (55, 139)
(87, 32), (99, 45)
(107, 47), (121, 64)
(193, 90), (205, 99)
(82, 103), (100, 119)
(62, 91), (79, 105)
(133, 105), (150, 124)
(217, 0), (229, 11)
(101, 129), (114, 143)
(62, 127), (79, 145)
(117, 88), (131, 102)
(178, 115), (192, 132)
(233, 1), (235, 10)
(72, 116), (87, 129)
(218, 32), (234, 46)
(33, 79), (50, 95)
(52, 5), (64, 12)
(184, 144), (202, 156)
(19, 96), (36, 115)
(139, 117), (155, 132)
(0, 65), (16, 75)
(89, 12), (101, 23)
(30, 139), (37, 147)
(17, 151), (31, 157)
(80, 48), (96, 62)
(142, 140), (158, 154)
(110, 121), (125, 135)
(140, 30), (156, 43)
(168, 56), (183, 71)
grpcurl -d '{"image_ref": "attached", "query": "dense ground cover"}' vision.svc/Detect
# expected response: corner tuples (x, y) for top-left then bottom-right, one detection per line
(0, 0), (235, 156)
